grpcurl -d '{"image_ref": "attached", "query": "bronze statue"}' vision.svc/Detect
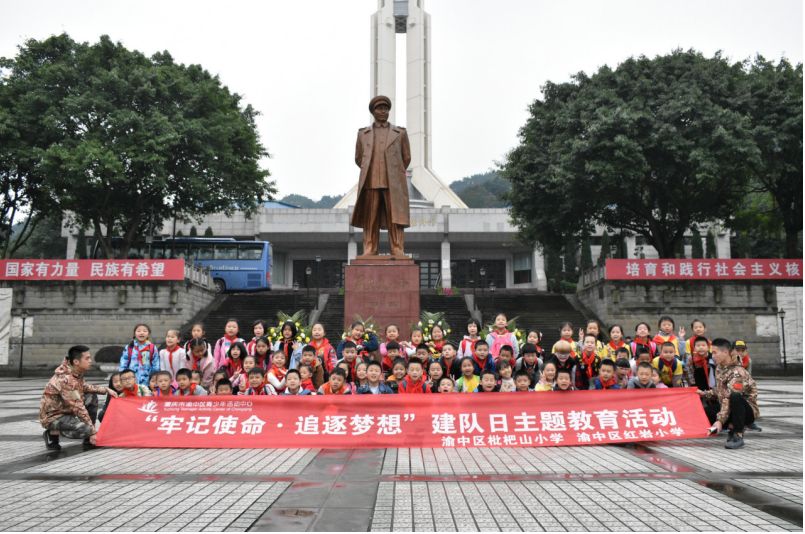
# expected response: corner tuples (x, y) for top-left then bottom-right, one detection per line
(351, 95), (411, 258)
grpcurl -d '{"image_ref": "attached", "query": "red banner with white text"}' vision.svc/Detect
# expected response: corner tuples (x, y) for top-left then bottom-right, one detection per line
(606, 258), (802, 281)
(0, 259), (184, 281)
(96, 389), (710, 449)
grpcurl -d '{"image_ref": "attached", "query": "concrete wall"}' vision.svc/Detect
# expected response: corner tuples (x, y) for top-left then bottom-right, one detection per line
(576, 279), (801, 371)
(0, 281), (217, 370)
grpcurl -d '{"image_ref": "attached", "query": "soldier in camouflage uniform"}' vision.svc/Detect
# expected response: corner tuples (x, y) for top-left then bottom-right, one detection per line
(699, 338), (759, 450)
(39, 345), (117, 450)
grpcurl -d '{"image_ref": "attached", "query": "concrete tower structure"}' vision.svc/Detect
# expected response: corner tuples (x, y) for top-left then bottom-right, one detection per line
(335, 0), (467, 210)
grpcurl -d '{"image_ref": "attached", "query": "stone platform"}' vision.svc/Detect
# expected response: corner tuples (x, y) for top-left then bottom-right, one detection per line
(0, 377), (800, 531)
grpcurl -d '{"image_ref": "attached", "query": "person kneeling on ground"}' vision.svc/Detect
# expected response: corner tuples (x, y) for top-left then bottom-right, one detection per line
(699, 338), (760, 450)
(40, 345), (118, 450)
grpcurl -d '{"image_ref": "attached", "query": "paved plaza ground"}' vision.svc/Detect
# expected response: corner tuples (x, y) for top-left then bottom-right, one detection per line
(0, 377), (800, 532)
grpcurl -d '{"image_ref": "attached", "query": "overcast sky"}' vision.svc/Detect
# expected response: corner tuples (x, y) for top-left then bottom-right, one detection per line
(1, 0), (802, 199)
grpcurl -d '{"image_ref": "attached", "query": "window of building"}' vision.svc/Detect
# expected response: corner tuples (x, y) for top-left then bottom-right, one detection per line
(513, 252), (532, 284)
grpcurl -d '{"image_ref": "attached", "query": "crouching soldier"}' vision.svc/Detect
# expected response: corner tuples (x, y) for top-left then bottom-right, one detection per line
(699, 338), (759, 449)
(39, 345), (117, 450)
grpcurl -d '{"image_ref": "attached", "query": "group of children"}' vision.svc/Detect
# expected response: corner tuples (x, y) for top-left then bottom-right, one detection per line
(110, 314), (754, 405)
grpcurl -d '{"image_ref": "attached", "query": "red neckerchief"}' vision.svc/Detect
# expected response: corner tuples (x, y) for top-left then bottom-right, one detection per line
(608, 340), (625, 351)
(599, 376), (617, 389)
(179, 383), (197, 396)
(279, 339), (295, 359)
(226, 357), (243, 377)
(472, 353), (489, 371)
(401, 376), (426, 393)
(224, 334), (238, 343)
(269, 364), (287, 383)
(300, 378), (315, 391)
(164, 345), (181, 375)
(653, 333), (677, 350)
(634, 336), (653, 349)
(255, 352), (269, 369)
(461, 337), (479, 354)
(192, 355), (205, 371)
(341, 357), (359, 378)
(322, 382), (345, 395)
(581, 351), (598, 378)
(309, 337), (331, 356)
(122, 386), (140, 397)
(381, 354), (395, 371)
(431, 340), (445, 354)
(658, 356), (678, 376)
(692, 351), (710, 383)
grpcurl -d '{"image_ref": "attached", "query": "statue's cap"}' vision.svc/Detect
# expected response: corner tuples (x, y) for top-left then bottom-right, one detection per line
(369, 95), (392, 112)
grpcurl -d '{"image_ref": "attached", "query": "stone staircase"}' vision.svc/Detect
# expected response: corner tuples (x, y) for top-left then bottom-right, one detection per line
(184, 291), (318, 340)
(317, 292), (346, 341)
(474, 291), (590, 350)
(419, 291), (474, 342)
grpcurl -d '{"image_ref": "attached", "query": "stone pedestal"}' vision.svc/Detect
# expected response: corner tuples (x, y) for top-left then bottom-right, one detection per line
(344, 256), (420, 340)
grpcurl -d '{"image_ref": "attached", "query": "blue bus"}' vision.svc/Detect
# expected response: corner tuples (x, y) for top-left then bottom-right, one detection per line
(93, 237), (272, 292)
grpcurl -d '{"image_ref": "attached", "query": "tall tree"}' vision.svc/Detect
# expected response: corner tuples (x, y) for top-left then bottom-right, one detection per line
(1, 34), (274, 259)
(503, 50), (758, 257)
(706, 229), (717, 258)
(741, 57), (802, 257)
(581, 233), (594, 270)
(691, 227), (704, 259)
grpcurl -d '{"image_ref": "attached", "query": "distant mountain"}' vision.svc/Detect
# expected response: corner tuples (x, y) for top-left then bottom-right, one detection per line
(279, 170), (509, 210)
(449, 171), (510, 208)
(280, 194), (340, 208)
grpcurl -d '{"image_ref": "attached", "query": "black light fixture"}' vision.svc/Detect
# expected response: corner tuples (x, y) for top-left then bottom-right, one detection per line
(778, 308), (787, 371)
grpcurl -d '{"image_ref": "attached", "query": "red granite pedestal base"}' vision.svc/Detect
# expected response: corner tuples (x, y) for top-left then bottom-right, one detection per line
(344, 256), (420, 340)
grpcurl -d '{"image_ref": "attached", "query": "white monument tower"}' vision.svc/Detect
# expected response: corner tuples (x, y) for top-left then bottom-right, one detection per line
(335, 0), (467, 210)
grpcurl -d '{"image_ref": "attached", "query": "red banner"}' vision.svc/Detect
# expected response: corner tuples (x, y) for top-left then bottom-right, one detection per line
(96, 389), (710, 449)
(606, 258), (803, 281)
(0, 259), (184, 281)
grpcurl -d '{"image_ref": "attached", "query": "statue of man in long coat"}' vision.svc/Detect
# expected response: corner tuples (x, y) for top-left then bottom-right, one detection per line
(351, 95), (411, 258)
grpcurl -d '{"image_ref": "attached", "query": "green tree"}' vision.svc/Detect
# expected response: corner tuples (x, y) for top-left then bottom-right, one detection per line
(597, 232), (610, 266)
(75, 228), (87, 259)
(544, 246), (563, 293)
(10, 213), (67, 259)
(189, 226), (198, 237)
(563, 242), (577, 279)
(706, 229), (717, 258)
(615, 234), (628, 259)
(503, 50), (757, 258)
(691, 227), (704, 259)
(1, 34), (274, 259)
(741, 57), (802, 257)
(204, 227), (214, 237)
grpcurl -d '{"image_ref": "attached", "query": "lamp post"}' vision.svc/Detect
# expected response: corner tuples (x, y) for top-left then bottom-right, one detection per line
(779, 308), (787, 371)
(305, 266), (312, 298)
(489, 282), (496, 312)
(17, 311), (27, 379)
(470, 258), (476, 299)
(315, 256), (322, 301)
(293, 282), (299, 311)
(479, 266), (487, 299)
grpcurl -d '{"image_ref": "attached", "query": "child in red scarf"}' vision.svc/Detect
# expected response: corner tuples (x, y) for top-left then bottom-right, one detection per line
(458, 320), (482, 359)
(224, 341), (247, 378)
(120, 369), (151, 397)
(427, 324), (447, 357)
(397, 360), (430, 394)
(318, 368), (350, 395)
(253, 337), (272, 371)
(186, 339), (215, 390)
(577, 334), (602, 390)
(486, 313), (519, 361)
(308, 323), (337, 373)
(631, 322), (658, 359)
(213, 319), (244, 369)
(603, 324), (632, 361)
(687, 337), (714, 390)
(232, 355), (256, 393)
(298, 364), (317, 392)
(653, 316), (685, 357)
(590, 359), (620, 390)
(246, 319), (267, 356)
(242, 368), (276, 395)
(652, 341), (684, 387)
(153, 371), (174, 397)
(382, 341), (404, 376)
(175, 368), (207, 396)
(685, 319), (711, 356)
(266, 350), (288, 393)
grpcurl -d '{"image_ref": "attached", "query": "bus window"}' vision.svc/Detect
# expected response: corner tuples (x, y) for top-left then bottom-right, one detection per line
(215, 244), (238, 260)
(168, 243), (188, 259)
(197, 244), (214, 260)
(238, 244), (263, 260)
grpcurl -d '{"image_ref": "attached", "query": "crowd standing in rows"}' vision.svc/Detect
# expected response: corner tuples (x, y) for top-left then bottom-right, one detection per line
(39, 313), (760, 450)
